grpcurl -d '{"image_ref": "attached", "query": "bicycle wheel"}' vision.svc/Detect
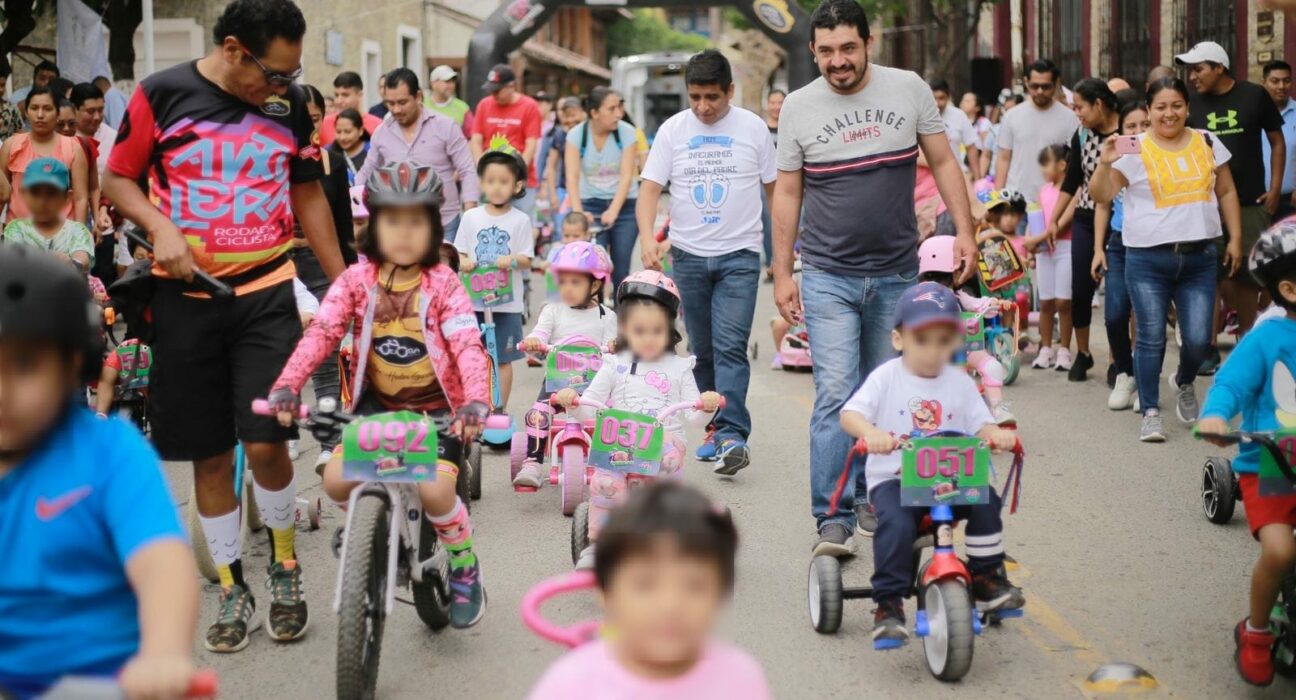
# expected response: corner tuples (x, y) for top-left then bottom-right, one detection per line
(921, 579), (976, 682)
(411, 516), (451, 631)
(468, 440), (483, 500)
(336, 494), (390, 700)
(571, 501), (591, 565)
(560, 444), (585, 516)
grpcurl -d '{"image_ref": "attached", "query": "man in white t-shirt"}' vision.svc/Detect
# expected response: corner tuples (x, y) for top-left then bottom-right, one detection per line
(994, 59), (1079, 203)
(637, 50), (777, 478)
(931, 78), (981, 179)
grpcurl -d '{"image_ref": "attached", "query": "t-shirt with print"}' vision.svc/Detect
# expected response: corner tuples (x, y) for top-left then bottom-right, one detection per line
(365, 276), (448, 413)
(777, 67), (946, 277)
(1061, 127), (1116, 212)
(2, 218), (95, 263)
(994, 100), (1078, 203)
(1199, 317), (1296, 475)
(567, 120), (639, 201)
(1188, 80), (1284, 203)
(474, 94), (543, 188)
(453, 205), (535, 314)
(107, 61), (322, 287)
(642, 106), (776, 257)
(581, 351), (708, 436)
(841, 357), (994, 490)
(941, 104), (978, 171)
(1112, 130), (1231, 248)
(528, 303), (618, 347)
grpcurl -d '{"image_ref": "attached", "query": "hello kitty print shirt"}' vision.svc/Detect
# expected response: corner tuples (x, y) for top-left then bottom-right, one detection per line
(581, 351), (708, 436)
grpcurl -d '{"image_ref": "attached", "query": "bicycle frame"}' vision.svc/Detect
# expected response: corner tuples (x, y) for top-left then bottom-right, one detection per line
(333, 481), (433, 617)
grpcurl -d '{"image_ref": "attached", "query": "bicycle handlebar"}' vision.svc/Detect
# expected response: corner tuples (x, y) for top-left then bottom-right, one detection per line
(520, 570), (601, 649)
(850, 430), (1023, 457)
(515, 336), (602, 355)
(549, 396), (725, 419)
(1194, 430), (1296, 482)
(251, 399), (310, 419)
(40, 669), (218, 699)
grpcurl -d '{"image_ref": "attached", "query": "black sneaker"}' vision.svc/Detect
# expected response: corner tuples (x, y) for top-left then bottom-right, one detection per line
(1198, 346), (1222, 376)
(854, 502), (878, 538)
(1067, 352), (1094, 382)
(205, 584), (259, 653)
(813, 522), (855, 558)
(972, 567), (1025, 612)
(872, 598), (909, 649)
(265, 560), (309, 641)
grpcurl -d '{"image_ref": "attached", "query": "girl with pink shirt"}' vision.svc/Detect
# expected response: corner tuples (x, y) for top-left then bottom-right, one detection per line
(527, 482), (770, 700)
(1029, 144), (1076, 370)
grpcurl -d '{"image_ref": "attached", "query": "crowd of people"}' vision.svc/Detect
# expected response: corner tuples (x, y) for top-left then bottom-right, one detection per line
(2, 0), (1296, 697)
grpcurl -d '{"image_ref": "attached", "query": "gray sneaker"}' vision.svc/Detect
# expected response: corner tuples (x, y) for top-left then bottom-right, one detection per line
(854, 502), (878, 538)
(813, 522), (855, 558)
(1140, 410), (1167, 443)
(1169, 375), (1199, 423)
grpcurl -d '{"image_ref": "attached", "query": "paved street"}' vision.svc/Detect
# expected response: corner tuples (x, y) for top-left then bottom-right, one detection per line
(165, 285), (1285, 699)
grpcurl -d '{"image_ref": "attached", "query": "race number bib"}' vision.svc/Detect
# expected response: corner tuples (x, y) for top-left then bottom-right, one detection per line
(899, 436), (991, 507)
(544, 346), (603, 392)
(116, 344), (152, 390)
(962, 312), (986, 354)
(1258, 431), (1296, 497)
(588, 408), (664, 476)
(342, 411), (439, 483)
(460, 268), (514, 307)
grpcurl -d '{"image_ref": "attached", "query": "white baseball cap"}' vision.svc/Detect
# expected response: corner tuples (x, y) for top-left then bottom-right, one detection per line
(1174, 41), (1230, 70)
(429, 65), (458, 83)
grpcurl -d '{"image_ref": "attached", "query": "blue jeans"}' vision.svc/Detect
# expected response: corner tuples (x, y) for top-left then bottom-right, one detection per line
(1104, 231), (1133, 376)
(585, 197), (638, 291)
(760, 187), (773, 267)
(442, 213), (462, 245)
(669, 248), (760, 442)
(801, 264), (917, 528)
(1125, 243), (1217, 414)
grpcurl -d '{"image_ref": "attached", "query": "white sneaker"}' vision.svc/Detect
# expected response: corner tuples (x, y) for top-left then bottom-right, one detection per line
(1108, 374), (1136, 410)
(575, 545), (596, 570)
(513, 460), (544, 489)
(288, 440), (300, 460)
(992, 402), (1017, 427)
(1132, 394), (1141, 413)
(1032, 346), (1054, 369)
(314, 448), (332, 476)
(1054, 348), (1073, 371)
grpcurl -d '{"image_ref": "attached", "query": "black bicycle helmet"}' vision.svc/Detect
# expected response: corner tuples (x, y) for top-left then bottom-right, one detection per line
(477, 136), (528, 199)
(616, 270), (681, 318)
(1249, 218), (1296, 290)
(364, 161), (445, 210)
(0, 246), (103, 382)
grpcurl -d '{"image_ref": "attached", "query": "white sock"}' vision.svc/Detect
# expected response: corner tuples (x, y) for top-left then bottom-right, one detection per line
(253, 476), (298, 531)
(197, 508), (242, 566)
(1247, 619), (1268, 633)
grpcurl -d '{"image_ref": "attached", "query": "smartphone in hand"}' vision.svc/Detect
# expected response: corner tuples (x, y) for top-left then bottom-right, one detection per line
(1114, 135), (1141, 155)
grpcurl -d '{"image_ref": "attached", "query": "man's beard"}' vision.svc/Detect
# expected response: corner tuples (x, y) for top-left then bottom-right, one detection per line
(825, 59), (868, 92)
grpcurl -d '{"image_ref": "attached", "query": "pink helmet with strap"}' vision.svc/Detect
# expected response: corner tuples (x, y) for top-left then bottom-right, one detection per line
(918, 235), (957, 276)
(551, 241), (612, 281)
(617, 269), (681, 317)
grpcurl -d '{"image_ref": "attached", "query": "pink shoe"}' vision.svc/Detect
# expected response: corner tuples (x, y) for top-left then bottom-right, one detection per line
(513, 459), (544, 489)
(1031, 346), (1054, 369)
(1054, 347), (1073, 371)
(771, 352), (783, 370)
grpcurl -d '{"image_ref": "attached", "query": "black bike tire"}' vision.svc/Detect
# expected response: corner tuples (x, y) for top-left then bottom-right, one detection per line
(411, 516), (452, 630)
(336, 494), (389, 700)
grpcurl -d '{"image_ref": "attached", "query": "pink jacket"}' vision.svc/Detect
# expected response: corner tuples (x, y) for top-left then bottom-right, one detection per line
(273, 261), (490, 412)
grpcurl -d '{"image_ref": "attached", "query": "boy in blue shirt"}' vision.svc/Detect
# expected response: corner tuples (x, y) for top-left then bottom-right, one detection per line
(0, 247), (198, 699)
(1198, 221), (1296, 687)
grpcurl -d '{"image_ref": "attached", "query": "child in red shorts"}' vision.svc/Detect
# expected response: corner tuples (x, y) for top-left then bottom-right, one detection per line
(1197, 221), (1296, 687)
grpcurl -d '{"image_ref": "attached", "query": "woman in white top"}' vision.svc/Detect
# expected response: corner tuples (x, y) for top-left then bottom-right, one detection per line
(566, 86), (639, 290)
(1089, 77), (1243, 444)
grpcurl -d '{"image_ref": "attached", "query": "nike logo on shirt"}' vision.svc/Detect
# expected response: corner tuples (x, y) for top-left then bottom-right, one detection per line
(35, 486), (93, 521)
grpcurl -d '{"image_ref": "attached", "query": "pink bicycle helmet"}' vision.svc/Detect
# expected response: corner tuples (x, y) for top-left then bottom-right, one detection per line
(617, 269), (681, 317)
(918, 235), (958, 275)
(550, 241), (612, 281)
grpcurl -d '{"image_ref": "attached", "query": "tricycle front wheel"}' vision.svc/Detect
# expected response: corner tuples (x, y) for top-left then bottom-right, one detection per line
(922, 579), (975, 682)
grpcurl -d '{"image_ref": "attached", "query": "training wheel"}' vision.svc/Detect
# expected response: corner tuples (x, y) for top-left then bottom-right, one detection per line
(807, 556), (843, 634)
(1202, 456), (1237, 524)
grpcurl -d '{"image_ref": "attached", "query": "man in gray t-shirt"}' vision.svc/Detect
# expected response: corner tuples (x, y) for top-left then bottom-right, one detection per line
(993, 60), (1079, 203)
(771, 1), (977, 557)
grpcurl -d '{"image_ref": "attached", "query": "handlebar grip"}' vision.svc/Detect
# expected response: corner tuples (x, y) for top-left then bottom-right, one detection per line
(187, 670), (219, 698)
(695, 397), (727, 410)
(852, 438), (870, 455)
(250, 399), (309, 419)
(654, 229), (668, 243)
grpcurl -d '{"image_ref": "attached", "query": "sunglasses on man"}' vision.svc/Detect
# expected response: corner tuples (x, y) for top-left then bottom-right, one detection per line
(241, 48), (303, 87)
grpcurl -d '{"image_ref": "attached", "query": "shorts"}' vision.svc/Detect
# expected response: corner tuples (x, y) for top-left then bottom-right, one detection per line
(149, 278), (301, 461)
(477, 310), (524, 364)
(1222, 206), (1270, 282)
(1034, 239), (1072, 301)
(1239, 473), (1296, 537)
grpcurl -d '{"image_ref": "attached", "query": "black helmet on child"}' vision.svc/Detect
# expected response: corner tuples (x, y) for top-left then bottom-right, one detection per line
(365, 161), (445, 210)
(0, 246), (103, 382)
(1249, 219), (1296, 291)
(476, 136), (528, 198)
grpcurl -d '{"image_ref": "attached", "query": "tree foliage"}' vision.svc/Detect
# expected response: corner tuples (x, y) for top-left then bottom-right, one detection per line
(606, 9), (712, 59)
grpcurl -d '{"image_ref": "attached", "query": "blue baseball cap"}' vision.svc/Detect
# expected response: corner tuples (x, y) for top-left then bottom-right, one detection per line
(894, 281), (962, 330)
(23, 157), (70, 192)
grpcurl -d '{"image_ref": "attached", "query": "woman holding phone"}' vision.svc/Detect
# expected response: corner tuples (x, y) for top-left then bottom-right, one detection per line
(1089, 78), (1242, 443)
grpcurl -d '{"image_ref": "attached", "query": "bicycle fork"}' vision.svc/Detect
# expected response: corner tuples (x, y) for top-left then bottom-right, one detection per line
(333, 484), (406, 618)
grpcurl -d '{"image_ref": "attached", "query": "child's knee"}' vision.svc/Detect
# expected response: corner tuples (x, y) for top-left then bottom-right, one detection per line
(321, 455), (351, 503)
(1258, 525), (1296, 570)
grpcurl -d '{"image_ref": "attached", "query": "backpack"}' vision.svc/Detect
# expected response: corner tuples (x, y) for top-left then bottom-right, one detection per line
(578, 121), (623, 159)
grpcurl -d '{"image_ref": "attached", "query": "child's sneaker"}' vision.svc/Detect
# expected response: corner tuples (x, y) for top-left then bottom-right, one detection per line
(449, 562), (486, 628)
(992, 402), (1016, 427)
(972, 567), (1025, 612)
(314, 448), (332, 476)
(696, 427), (718, 462)
(575, 545), (596, 570)
(770, 352), (783, 370)
(854, 502), (878, 537)
(513, 459), (544, 489)
(1234, 619), (1276, 686)
(872, 598), (909, 649)
(205, 584), (259, 653)
(1031, 346), (1054, 369)
(1054, 347), (1073, 371)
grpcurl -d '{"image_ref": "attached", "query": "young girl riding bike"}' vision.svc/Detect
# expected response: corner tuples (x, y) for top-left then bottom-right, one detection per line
(515, 240), (617, 489)
(554, 271), (722, 568)
(266, 161), (492, 629)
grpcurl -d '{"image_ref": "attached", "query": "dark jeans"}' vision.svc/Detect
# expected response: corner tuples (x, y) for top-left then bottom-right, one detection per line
(760, 186), (773, 267)
(669, 247), (760, 443)
(869, 480), (1005, 601)
(1070, 209), (1098, 330)
(1125, 242), (1217, 414)
(292, 247), (342, 449)
(585, 197), (638, 291)
(1104, 231), (1133, 376)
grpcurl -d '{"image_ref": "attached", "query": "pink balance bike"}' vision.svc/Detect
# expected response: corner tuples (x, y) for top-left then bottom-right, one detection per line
(565, 396), (724, 565)
(509, 337), (604, 515)
(521, 570), (601, 649)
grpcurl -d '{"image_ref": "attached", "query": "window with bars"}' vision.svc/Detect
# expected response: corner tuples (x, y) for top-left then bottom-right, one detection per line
(1112, 0), (1153, 83)
(1174, 0), (1237, 57)
(1037, 0), (1055, 66)
(1058, 0), (1084, 85)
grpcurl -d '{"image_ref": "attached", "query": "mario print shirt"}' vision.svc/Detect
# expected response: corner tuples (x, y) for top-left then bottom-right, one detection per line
(107, 61), (322, 281)
(1201, 316), (1296, 474)
(842, 357), (995, 490)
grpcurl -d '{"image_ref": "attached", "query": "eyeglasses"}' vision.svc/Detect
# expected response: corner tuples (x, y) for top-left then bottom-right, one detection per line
(1026, 82), (1055, 92)
(241, 48), (303, 87)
